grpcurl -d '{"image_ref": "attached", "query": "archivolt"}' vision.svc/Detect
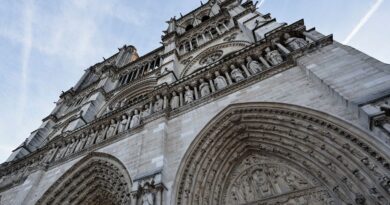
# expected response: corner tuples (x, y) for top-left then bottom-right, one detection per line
(36, 152), (132, 205)
(173, 102), (390, 205)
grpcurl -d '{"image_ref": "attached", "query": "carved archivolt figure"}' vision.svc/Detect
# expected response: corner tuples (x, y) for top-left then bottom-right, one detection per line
(130, 110), (141, 128)
(199, 78), (211, 97)
(95, 125), (106, 144)
(106, 119), (117, 138)
(265, 47), (283, 66)
(141, 104), (151, 118)
(214, 71), (227, 90)
(230, 65), (245, 82)
(283, 33), (308, 50)
(184, 86), (194, 104)
(170, 91), (180, 109)
(246, 56), (263, 74)
(118, 115), (128, 133)
(154, 95), (164, 112)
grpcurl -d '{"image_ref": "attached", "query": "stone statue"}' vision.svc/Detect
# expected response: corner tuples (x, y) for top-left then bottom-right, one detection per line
(85, 128), (97, 147)
(106, 106), (113, 114)
(106, 119), (117, 138)
(214, 71), (227, 90)
(114, 102), (121, 110)
(246, 56), (263, 74)
(120, 98), (128, 107)
(141, 104), (151, 118)
(130, 110), (141, 128)
(95, 125), (107, 144)
(184, 86), (194, 104)
(75, 133), (87, 152)
(64, 139), (78, 156)
(283, 33), (308, 50)
(118, 115), (128, 133)
(55, 144), (67, 161)
(199, 78), (211, 97)
(142, 185), (154, 205)
(230, 65), (245, 82)
(42, 144), (57, 164)
(154, 95), (164, 112)
(265, 47), (283, 66)
(170, 91), (180, 109)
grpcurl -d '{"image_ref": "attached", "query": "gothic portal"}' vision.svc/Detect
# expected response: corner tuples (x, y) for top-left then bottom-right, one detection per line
(1, 0), (390, 205)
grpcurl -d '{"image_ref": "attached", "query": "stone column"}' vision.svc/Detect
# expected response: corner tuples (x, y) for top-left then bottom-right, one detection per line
(215, 27), (222, 35)
(238, 59), (251, 77)
(206, 73), (216, 93)
(149, 101), (153, 115)
(209, 31), (214, 39)
(178, 87), (184, 106)
(221, 66), (233, 85)
(202, 34), (207, 43)
(223, 23), (229, 31)
(276, 43), (290, 55)
(156, 189), (162, 205)
(259, 56), (271, 69)
(191, 81), (199, 100)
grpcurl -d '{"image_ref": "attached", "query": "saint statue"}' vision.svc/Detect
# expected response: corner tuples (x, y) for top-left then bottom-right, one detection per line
(246, 56), (263, 74)
(170, 91), (180, 109)
(118, 115), (128, 133)
(106, 119), (117, 138)
(265, 47), (283, 66)
(95, 125), (106, 144)
(86, 128), (97, 147)
(154, 95), (164, 112)
(199, 78), (211, 97)
(130, 110), (141, 128)
(230, 65), (245, 82)
(214, 71), (227, 90)
(283, 33), (308, 50)
(184, 86), (194, 104)
(75, 133), (87, 152)
(141, 104), (151, 118)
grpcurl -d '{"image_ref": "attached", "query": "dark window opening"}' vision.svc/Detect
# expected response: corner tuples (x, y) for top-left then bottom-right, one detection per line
(185, 25), (194, 31)
(201, 16), (210, 22)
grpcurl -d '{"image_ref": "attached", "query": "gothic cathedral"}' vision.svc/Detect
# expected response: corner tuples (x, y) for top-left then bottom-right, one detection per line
(1, 0), (390, 204)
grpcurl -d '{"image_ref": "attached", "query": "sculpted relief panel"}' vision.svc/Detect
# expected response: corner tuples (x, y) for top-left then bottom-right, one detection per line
(224, 155), (332, 205)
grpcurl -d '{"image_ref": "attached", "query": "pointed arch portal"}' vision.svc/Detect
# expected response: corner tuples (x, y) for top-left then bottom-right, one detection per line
(174, 102), (390, 205)
(36, 152), (132, 205)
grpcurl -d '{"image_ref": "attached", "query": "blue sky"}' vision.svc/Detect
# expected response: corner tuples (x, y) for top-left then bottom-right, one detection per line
(0, 0), (389, 162)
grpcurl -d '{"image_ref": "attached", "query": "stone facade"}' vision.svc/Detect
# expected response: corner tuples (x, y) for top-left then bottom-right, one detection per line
(1, 0), (390, 204)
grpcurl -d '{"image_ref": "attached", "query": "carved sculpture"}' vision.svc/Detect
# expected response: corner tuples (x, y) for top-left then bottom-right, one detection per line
(142, 189), (154, 205)
(95, 125), (106, 144)
(106, 119), (117, 138)
(214, 71), (227, 90)
(170, 91), (180, 109)
(199, 78), (211, 97)
(74, 133), (87, 152)
(130, 110), (141, 128)
(86, 128), (97, 147)
(118, 115), (128, 133)
(283, 33), (308, 50)
(184, 86), (194, 104)
(246, 56), (263, 74)
(154, 95), (164, 112)
(265, 47), (283, 66)
(141, 104), (151, 118)
(230, 65), (245, 82)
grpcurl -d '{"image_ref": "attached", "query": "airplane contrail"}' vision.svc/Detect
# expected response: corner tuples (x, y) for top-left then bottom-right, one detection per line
(343, 0), (383, 44)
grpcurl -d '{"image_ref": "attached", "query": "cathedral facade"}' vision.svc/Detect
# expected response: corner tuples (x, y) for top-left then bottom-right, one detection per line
(1, 0), (390, 204)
